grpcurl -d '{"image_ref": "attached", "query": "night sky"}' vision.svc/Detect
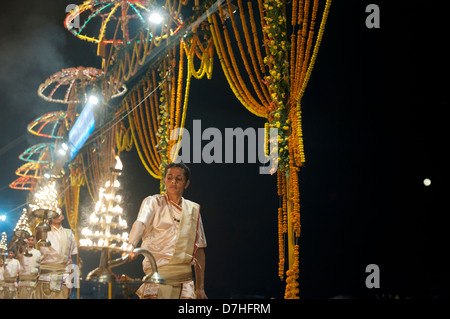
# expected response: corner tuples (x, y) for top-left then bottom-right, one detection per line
(0, 0), (447, 299)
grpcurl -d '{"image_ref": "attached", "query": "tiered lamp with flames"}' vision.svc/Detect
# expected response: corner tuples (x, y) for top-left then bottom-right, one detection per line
(28, 176), (62, 247)
(79, 156), (130, 283)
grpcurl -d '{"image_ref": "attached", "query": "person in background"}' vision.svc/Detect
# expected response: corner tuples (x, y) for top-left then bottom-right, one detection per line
(3, 249), (20, 299)
(36, 214), (77, 299)
(17, 235), (41, 299)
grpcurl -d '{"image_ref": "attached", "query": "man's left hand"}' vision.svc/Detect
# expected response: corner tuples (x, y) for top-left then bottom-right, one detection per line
(196, 289), (208, 299)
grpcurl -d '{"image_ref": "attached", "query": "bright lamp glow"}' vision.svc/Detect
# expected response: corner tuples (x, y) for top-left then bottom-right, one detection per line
(58, 143), (68, 156)
(149, 12), (163, 24)
(88, 95), (99, 105)
(423, 178), (431, 186)
(0, 215), (6, 222)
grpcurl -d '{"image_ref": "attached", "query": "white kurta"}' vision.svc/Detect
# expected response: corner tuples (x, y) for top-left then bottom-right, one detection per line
(18, 248), (41, 287)
(4, 258), (20, 289)
(38, 225), (77, 286)
(137, 194), (207, 270)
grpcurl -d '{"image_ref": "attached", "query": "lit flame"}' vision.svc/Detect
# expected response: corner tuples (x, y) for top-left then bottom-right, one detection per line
(115, 156), (123, 170)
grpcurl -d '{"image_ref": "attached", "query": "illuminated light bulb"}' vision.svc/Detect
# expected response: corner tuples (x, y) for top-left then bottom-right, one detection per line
(88, 95), (99, 105)
(423, 178), (431, 186)
(114, 180), (120, 188)
(148, 12), (163, 24)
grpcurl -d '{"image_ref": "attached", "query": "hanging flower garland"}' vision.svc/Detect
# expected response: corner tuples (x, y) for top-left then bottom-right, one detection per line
(208, 0), (331, 299)
(285, 244), (300, 299)
(262, 0), (291, 174)
(156, 63), (169, 193)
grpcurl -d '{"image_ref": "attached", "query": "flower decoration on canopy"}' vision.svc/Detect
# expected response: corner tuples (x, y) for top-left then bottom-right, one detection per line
(37, 66), (127, 104)
(37, 67), (104, 104)
(65, 0), (160, 45)
(9, 176), (38, 191)
(79, 156), (129, 252)
(14, 162), (49, 180)
(18, 143), (55, 164)
(27, 111), (68, 139)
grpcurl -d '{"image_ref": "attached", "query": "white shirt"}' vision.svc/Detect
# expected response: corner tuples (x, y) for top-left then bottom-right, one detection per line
(4, 258), (20, 287)
(18, 248), (41, 285)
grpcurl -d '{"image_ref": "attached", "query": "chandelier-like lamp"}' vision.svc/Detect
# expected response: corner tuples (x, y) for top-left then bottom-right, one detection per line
(29, 176), (62, 247)
(13, 208), (33, 257)
(80, 156), (164, 285)
(0, 232), (8, 265)
(80, 155), (129, 282)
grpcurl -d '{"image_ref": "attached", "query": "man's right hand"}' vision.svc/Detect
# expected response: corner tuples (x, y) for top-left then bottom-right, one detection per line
(122, 244), (138, 262)
(126, 250), (138, 262)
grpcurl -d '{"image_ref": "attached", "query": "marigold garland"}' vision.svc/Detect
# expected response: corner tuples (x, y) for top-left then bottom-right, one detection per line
(208, 5), (268, 118)
(285, 245), (300, 299)
(278, 206), (285, 279)
(210, 0), (331, 298)
(262, 0), (291, 173)
(156, 63), (170, 192)
(116, 120), (134, 155)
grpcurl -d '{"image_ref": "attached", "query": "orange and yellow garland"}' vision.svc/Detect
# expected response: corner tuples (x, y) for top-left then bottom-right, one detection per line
(210, 0), (332, 298)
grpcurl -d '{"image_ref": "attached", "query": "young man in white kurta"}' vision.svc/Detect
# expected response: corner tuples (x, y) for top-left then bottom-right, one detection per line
(128, 163), (207, 299)
(3, 250), (20, 299)
(17, 235), (41, 299)
(36, 214), (77, 299)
